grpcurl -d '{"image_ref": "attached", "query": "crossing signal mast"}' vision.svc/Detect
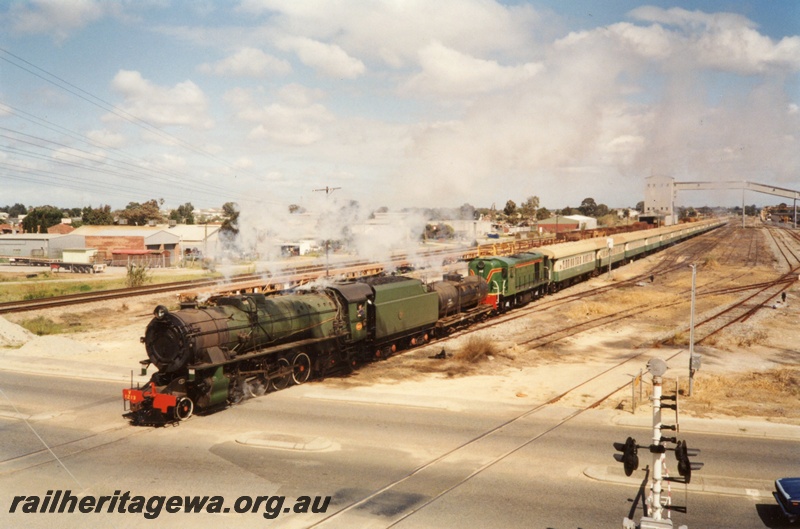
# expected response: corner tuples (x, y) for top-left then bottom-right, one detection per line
(613, 358), (704, 529)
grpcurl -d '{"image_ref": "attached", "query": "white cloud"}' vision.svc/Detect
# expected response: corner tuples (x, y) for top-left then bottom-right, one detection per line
(197, 47), (291, 78)
(278, 36), (365, 79)
(239, 0), (541, 68)
(628, 6), (755, 32)
(629, 6), (800, 74)
(108, 70), (214, 130)
(403, 41), (543, 97)
(226, 84), (333, 146)
(6, 0), (111, 43)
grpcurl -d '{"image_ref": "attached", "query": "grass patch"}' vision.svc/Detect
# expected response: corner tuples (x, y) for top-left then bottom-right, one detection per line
(664, 330), (689, 346)
(658, 369), (800, 421)
(20, 316), (65, 336)
(702, 257), (720, 270)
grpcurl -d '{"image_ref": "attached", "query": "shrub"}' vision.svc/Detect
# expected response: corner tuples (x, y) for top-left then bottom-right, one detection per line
(454, 335), (499, 363)
(126, 263), (151, 287)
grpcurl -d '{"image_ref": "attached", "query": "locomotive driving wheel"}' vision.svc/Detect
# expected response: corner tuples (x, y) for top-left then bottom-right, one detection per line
(291, 352), (312, 385)
(269, 358), (291, 391)
(174, 397), (193, 421)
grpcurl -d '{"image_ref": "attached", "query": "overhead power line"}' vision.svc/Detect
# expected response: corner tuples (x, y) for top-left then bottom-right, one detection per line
(0, 47), (284, 207)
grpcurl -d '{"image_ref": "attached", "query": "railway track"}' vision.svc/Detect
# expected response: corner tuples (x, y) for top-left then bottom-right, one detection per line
(0, 274), (263, 315)
(0, 261), (369, 315)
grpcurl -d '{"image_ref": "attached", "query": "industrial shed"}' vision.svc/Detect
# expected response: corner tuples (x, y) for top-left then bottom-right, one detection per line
(164, 224), (220, 260)
(537, 217), (580, 234)
(71, 226), (181, 266)
(563, 215), (598, 230)
(0, 233), (86, 259)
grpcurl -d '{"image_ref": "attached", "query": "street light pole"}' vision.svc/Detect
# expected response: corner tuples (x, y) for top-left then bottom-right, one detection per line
(313, 186), (341, 277)
(689, 263), (697, 397)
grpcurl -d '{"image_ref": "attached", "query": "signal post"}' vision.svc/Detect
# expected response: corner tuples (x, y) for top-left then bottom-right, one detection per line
(615, 358), (703, 529)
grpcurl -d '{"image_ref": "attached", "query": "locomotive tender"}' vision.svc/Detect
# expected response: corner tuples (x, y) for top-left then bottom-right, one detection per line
(123, 219), (724, 425)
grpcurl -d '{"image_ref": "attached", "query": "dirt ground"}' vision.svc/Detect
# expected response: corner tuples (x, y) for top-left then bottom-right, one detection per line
(2, 223), (799, 424)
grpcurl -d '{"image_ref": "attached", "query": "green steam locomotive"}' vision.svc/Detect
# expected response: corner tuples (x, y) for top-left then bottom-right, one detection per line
(123, 274), (488, 425)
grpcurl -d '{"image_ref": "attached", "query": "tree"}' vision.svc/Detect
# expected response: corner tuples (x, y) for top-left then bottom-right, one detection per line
(579, 197), (597, 217)
(635, 201), (644, 212)
(423, 223), (454, 240)
(82, 205), (114, 225)
(169, 202), (195, 224)
(220, 201), (240, 237)
(458, 203), (476, 220)
(519, 196), (540, 221)
(21, 205), (63, 233)
(595, 203), (609, 217)
(535, 207), (550, 220)
(503, 200), (517, 217)
(117, 199), (164, 226)
(1, 203), (28, 217)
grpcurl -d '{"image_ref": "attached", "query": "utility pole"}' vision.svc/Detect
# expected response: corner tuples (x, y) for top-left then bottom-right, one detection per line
(688, 264), (700, 396)
(313, 186), (341, 277)
(741, 187), (744, 228)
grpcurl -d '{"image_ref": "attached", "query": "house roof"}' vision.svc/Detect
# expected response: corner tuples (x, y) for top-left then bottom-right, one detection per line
(72, 225), (180, 243)
(72, 225), (162, 236)
(48, 223), (75, 234)
(537, 217), (579, 226)
(161, 224), (221, 240)
(563, 215), (595, 223)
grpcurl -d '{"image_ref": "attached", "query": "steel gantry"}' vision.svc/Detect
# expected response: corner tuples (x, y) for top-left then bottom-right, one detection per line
(675, 181), (799, 228)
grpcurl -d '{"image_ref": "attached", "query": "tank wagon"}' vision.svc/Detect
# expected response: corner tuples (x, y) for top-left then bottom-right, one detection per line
(123, 274), (488, 425)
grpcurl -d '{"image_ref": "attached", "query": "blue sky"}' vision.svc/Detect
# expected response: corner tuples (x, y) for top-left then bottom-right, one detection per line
(1, 0), (798, 215)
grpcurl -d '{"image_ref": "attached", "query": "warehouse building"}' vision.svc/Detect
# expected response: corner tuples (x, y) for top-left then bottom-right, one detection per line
(0, 233), (86, 259)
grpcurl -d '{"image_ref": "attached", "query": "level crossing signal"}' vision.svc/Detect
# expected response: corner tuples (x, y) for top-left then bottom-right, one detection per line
(613, 436), (639, 477)
(674, 440), (703, 484)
